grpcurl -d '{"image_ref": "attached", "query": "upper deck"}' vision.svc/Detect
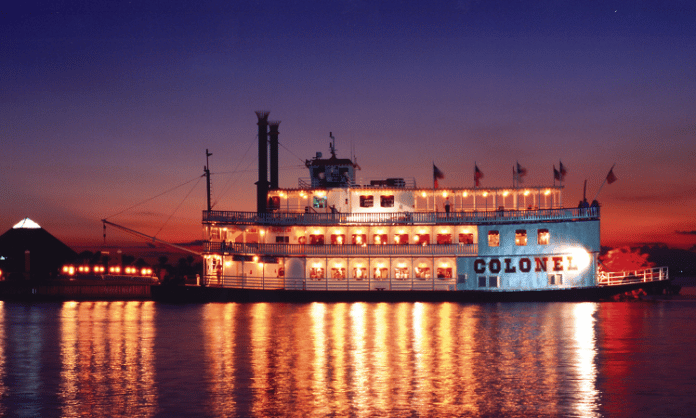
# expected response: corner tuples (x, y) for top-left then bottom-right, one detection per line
(203, 206), (599, 226)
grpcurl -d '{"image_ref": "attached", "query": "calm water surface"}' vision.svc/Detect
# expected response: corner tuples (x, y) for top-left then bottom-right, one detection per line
(1, 300), (694, 417)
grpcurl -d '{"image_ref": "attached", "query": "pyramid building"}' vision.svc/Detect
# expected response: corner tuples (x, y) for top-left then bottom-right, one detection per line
(0, 218), (77, 280)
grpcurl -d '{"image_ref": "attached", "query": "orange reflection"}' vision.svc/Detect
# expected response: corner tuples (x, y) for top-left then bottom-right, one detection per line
(203, 303), (237, 416)
(59, 301), (156, 417)
(329, 303), (349, 415)
(0, 302), (6, 417)
(311, 303), (329, 413)
(350, 302), (368, 415)
(571, 303), (599, 417)
(250, 303), (271, 416)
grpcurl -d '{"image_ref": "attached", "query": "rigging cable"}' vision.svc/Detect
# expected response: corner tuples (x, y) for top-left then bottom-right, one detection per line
(212, 136), (255, 208)
(103, 175), (203, 220)
(153, 176), (203, 239)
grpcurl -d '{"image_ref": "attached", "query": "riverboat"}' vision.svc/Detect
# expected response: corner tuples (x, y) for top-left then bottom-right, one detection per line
(191, 112), (670, 302)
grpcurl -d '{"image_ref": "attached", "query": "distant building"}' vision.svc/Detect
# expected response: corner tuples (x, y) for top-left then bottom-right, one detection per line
(0, 218), (77, 280)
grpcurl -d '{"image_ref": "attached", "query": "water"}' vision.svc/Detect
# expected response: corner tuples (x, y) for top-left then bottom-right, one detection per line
(1, 299), (695, 417)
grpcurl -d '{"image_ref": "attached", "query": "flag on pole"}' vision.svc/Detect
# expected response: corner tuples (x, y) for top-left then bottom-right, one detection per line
(515, 162), (527, 184)
(553, 165), (561, 181)
(559, 161), (567, 181)
(606, 167), (617, 184)
(474, 164), (483, 187)
(433, 164), (444, 188)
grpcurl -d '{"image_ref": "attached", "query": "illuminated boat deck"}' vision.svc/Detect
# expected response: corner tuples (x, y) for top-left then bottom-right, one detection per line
(203, 207), (599, 226)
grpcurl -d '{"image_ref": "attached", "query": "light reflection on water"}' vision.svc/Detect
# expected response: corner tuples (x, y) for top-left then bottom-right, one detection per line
(1, 301), (695, 417)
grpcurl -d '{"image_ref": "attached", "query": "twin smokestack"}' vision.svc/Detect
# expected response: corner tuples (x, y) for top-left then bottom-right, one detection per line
(255, 111), (280, 213)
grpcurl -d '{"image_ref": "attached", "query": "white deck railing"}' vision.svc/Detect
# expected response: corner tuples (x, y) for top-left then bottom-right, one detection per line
(597, 266), (668, 286)
(203, 207), (599, 226)
(205, 242), (478, 257)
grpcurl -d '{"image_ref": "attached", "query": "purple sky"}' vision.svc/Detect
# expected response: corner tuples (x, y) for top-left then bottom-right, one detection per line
(2, 1), (695, 252)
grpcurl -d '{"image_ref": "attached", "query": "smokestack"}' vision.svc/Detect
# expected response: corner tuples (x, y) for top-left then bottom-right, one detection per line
(255, 111), (270, 213)
(269, 121), (280, 190)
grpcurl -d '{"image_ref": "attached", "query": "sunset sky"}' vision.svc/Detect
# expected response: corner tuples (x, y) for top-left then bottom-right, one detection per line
(2, 1), (695, 254)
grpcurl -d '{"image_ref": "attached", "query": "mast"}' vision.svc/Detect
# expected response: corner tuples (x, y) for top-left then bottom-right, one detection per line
(205, 149), (212, 212)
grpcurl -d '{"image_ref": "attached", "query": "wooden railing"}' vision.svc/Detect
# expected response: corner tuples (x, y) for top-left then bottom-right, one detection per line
(203, 207), (599, 226)
(202, 274), (456, 291)
(204, 242), (478, 257)
(597, 266), (668, 286)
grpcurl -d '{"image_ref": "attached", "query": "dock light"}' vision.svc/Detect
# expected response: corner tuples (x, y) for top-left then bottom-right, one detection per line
(315, 190), (326, 197)
(421, 191), (427, 198)
(544, 189), (551, 195)
(482, 191), (488, 197)
(279, 192), (285, 198)
(463, 191), (468, 197)
(503, 191), (509, 197)
(442, 191), (448, 197)
(260, 230), (265, 236)
(225, 261), (232, 267)
(397, 263), (406, 268)
(524, 190), (530, 196)
(253, 256), (259, 263)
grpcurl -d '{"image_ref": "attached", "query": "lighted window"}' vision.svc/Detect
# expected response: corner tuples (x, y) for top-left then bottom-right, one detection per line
(414, 234), (430, 246)
(394, 267), (409, 279)
(352, 234), (366, 245)
(359, 195), (374, 208)
(549, 274), (563, 285)
(394, 234), (409, 245)
(488, 231), (499, 247)
(313, 196), (327, 208)
(309, 234), (324, 245)
(373, 234), (388, 245)
(488, 276), (499, 287)
(310, 267), (324, 280)
(515, 230), (527, 246)
(275, 236), (289, 243)
(331, 268), (346, 279)
(210, 227), (220, 240)
(459, 233), (474, 245)
(380, 195), (395, 208)
(538, 229), (550, 245)
(437, 234), (452, 245)
(268, 196), (280, 211)
(415, 265), (431, 279)
(373, 267), (389, 279)
(437, 267), (453, 279)
(331, 234), (345, 245)
(353, 267), (367, 279)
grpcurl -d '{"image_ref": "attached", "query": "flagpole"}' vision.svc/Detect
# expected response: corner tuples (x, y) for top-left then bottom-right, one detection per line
(592, 163), (615, 202)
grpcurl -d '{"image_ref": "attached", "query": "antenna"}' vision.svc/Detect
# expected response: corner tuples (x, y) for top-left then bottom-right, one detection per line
(329, 132), (336, 157)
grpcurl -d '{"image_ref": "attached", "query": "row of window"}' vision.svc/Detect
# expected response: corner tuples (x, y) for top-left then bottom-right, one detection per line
(308, 266), (453, 280)
(284, 233), (475, 245)
(477, 274), (563, 287)
(360, 195), (394, 208)
(487, 229), (549, 247)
